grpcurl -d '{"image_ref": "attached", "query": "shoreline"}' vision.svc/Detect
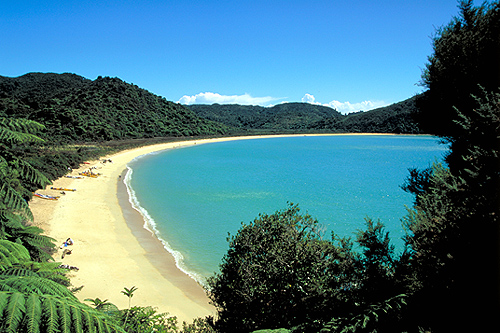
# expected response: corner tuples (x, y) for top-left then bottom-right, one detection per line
(29, 133), (409, 322)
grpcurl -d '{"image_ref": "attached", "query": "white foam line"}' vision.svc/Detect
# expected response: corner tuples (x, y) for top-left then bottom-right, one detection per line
(123, 164), (206, 285)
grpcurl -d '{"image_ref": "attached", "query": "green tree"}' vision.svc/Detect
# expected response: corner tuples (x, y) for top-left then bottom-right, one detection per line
(400, 2), (500, 331)
(402, 91), (500, 332)
(416, 0), (500, 136)
(207, 204), (360, 333)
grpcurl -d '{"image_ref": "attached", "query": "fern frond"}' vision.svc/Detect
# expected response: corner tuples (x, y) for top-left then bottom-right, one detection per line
(0, 239), (31, 262)
(16, 159), (51, 188)
(82, 307), (96, 333)
(41, 296), (58, 333)
(24, 293), (42, 333)
(70, 302), (83, 333)
(0, 276), (76, 298)
(0, 292), (125, 333)
(0, 118), (45, 144)
(56, 298), (71, 333)
(3, 292), (26, 333)
(0, 183), (32, 220)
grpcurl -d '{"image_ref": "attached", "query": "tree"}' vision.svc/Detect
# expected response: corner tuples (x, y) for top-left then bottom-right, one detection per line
(416, 0), (500, 136)
(207, 204), (360, 333)
(402, 91), (500, 332)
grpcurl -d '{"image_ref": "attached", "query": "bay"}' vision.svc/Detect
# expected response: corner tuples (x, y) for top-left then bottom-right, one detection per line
(126, 135), (447, 283)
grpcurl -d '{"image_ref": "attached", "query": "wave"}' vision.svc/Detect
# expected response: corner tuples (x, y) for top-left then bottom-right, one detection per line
(123, 164), (206, 286)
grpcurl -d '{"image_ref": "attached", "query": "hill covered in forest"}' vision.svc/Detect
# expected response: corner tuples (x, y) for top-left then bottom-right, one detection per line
(0, 72), (422, 145)
(187, 96), (422, 134)
(0, 73), (229, 143)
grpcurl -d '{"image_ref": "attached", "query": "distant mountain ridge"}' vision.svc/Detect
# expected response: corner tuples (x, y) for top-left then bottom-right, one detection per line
(187, 97), (422, 134)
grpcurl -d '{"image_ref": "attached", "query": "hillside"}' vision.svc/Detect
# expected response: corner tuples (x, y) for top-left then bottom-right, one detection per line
(188, 97), (422, 134)
(0, 73), (228, 143)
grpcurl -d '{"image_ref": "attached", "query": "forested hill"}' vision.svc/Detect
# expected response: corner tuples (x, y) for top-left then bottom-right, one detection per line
(0, 73), (228, 143)
(188, 96), (422, 134)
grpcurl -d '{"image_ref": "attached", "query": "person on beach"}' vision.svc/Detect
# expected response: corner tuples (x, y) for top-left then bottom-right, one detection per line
(61, 249), (72, 259)
(60, 238), (74, 249)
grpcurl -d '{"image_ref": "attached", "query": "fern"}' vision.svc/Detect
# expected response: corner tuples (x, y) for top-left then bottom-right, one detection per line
(41, 296), (58, 333)
(0, 183), (32, 220)
(3, 292), (26, 333)
(24, 293), (42, 333)
(0, 276), (76, 298)
(0, 292), (125, 333)
(71, 302), (83, 333)
(0, 239), (31, 268)
(0, 118), (45, 144)
(56, 299), (71, 333)
(16, 158), (51, 189)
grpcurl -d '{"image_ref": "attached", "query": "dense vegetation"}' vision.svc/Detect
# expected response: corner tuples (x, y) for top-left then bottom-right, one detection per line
(187, 97), (422, 134)
(0, 73), (228, 143)
(0, 0), (497, 332)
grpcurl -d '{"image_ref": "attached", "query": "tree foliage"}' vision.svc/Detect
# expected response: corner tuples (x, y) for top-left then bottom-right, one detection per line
(400, 1), (500, 330)
(207, 205), (408, 333)
(416, 0), (500, 136)
(207, 204), (360, 332)
(0, 73), (228, 144)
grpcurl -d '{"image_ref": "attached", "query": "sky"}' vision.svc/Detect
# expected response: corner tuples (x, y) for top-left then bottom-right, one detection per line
(0, 0), (474, 114)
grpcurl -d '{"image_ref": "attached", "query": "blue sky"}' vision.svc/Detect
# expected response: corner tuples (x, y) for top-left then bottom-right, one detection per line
(1, 1), (471, 113)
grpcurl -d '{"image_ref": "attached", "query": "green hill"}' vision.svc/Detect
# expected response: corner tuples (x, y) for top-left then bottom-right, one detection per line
(187, 97), (422, 134)
(0, 73), (228, 143)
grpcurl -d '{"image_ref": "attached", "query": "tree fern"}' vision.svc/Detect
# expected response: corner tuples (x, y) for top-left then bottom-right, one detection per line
(56, 299), (71, 333)
(0, 118), (45, 144)
(0, 183), (32, 221)
(0, 292), (125, 333)
(24, 293), (42, 333)
(0, 276), (76, 299)
(0, 239), (31, 268)
(3, 291), (25, 333)
(40, 296), (58, 333)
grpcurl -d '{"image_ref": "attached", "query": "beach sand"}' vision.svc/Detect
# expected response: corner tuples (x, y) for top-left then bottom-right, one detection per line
(29, 133), (393, 323)
(29, 138), (245, 323)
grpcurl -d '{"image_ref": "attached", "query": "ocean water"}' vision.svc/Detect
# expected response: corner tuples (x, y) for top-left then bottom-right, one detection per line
(125, 135), (447, 283)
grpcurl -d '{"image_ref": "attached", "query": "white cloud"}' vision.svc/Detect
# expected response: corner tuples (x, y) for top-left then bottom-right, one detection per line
(178, 92), (278, 106)
(177, 91), (387, 114)
(301, 93), (387, 114)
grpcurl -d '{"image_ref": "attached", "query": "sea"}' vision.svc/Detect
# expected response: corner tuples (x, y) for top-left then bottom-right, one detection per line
(124, 135), (447, 284)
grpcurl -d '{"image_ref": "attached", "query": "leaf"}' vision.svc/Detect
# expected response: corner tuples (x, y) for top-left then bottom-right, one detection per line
(25, 293), (42, 333)
(41, 296), (58, 333)
(3, 292), (26, 333)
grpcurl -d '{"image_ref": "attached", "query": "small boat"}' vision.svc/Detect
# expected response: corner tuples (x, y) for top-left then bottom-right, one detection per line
(65, 175), (84, 179)
(34, 193), (59, 200)
(50, 187), (76, 192)
(79, 171), (100, 177)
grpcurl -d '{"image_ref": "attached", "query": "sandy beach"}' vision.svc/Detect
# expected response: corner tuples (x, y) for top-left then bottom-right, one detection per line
(29, 137), (239, 323)
(29, 133), (394, 323)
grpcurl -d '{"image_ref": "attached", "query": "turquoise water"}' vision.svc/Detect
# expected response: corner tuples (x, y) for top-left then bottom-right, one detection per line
(125, 135), (447, 283)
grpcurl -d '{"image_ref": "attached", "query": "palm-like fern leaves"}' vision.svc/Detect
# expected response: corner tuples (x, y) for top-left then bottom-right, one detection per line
(0, 292), (125, 333)
(0, 276), (76, 299)
(0, 117), (50, 221)
(0, 212), (55, 262)
(0, 118), (45, 144)
(0, 239), (31, 267)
